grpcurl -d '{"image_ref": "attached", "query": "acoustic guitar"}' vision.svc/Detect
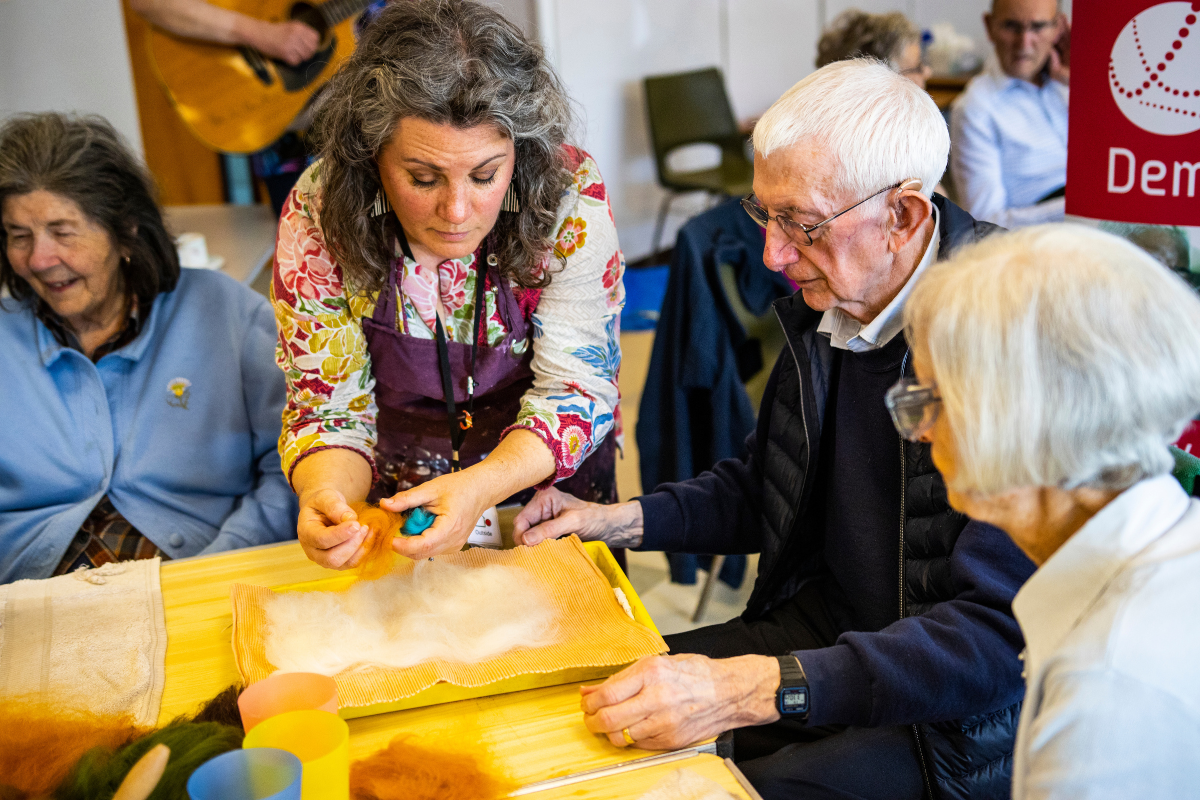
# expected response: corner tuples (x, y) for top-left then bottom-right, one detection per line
(145, 0), (373, 154)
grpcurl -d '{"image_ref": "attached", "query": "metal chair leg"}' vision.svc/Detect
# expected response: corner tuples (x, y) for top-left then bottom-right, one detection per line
(692, 554), (726, 623)
(651, 192), (675, 260)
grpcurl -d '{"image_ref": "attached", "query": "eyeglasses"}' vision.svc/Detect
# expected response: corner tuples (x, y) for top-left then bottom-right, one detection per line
(741, 180), (916, 246)
(899, 62), (931, 77)
(995, 19), (1057, 37)
(884, 377), (941, 442)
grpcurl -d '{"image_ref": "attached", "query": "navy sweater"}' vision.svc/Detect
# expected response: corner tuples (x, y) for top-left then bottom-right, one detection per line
(638, 330), (1033, 729)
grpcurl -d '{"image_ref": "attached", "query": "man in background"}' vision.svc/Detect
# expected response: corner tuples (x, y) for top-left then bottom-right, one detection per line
(951, 0), (1069, 228)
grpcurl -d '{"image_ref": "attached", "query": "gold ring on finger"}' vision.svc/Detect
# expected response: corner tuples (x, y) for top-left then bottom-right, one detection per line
(622, 727), (636, 746)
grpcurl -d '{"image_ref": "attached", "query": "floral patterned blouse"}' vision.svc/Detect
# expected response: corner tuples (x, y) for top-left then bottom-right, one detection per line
(272, 146), (625, 487)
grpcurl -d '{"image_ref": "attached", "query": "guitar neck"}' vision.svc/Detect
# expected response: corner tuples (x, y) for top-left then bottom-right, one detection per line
(318, 0), (376, 28)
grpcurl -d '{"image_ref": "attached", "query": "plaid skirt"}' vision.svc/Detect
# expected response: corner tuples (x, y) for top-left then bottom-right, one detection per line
(53, 496), (170, 576)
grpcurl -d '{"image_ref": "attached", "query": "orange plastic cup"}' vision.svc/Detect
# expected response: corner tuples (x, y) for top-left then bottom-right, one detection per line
(242, 709), (349, 800)
(238, 672), (339, 734)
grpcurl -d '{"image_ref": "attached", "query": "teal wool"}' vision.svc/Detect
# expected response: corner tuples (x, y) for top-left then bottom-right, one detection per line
(54, 721), (243, 800)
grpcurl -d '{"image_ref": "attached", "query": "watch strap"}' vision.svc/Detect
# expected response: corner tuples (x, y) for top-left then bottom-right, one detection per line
(776, 654), (806, 684)
(775, 655), (810, 719)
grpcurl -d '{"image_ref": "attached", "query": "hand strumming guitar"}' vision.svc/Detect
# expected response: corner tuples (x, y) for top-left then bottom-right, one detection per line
(244, 19), (321, 66)
(130, 0), (321, 67)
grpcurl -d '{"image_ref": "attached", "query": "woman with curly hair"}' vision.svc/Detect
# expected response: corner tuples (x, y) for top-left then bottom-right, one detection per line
(274, 0), (625, 566)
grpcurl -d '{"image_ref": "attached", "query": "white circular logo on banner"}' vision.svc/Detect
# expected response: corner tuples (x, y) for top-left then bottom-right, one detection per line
(1109, 1), (1200, 135)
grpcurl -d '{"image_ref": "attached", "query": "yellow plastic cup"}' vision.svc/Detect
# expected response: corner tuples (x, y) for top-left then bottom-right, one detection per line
(242, 709), (349, 800)
(238, 672), (339, 734)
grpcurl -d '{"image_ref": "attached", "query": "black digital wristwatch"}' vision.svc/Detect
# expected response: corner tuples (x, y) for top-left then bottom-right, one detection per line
(775, 655), (810, 720)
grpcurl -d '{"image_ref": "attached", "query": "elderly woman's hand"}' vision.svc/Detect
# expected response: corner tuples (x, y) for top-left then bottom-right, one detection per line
(380, 469), (491, 559)
(579, 654), (781, 750)
(296, 487), (371, 569)
(513, 488), (644, 548)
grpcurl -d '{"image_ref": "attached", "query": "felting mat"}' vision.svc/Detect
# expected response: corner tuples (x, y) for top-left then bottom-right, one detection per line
(230, 536), (667, 709)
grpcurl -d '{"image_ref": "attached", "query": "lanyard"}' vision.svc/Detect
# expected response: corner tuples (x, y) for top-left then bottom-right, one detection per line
(396, 229), (489, 472)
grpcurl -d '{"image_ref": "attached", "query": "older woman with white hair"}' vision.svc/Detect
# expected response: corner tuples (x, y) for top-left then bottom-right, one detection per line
(896, 224), (1200, 798)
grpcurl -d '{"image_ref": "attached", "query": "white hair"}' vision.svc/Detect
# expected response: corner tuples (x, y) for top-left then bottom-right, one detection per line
(752, 59), (948, 200)
(905, 224), (1200, 496)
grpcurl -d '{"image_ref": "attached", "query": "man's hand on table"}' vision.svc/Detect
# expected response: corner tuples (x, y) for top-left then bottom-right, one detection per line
(580, 653), (782, 750)
(513, 487), (645, 548)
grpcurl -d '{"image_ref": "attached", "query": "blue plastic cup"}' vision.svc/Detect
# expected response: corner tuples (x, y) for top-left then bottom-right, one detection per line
(187, 747), (302, 800)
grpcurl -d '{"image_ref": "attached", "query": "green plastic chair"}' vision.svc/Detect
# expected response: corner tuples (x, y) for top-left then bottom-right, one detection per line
(1171, 445), (1200, 495)
(644, 68), (755, 257)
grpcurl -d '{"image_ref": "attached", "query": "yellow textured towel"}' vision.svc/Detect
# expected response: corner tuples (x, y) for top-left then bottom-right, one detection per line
(230, 536), (666, 711)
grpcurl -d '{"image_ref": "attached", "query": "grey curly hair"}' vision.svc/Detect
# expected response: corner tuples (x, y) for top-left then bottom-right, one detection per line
(311, 0), (575, 292)
(816, 10), (921, 70)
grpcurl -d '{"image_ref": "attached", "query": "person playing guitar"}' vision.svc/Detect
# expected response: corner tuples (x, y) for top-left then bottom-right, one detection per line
(129, 0), (388, 213)
(130, 0), (322, 67)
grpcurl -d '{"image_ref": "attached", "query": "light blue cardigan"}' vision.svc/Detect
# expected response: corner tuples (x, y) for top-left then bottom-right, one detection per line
(0, 268), (298, 583)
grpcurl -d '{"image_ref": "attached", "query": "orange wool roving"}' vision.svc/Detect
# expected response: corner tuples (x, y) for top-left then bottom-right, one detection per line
(0, 699), (146, 797)
(350, 737), (516, 800)
(351, 501), (405, 581)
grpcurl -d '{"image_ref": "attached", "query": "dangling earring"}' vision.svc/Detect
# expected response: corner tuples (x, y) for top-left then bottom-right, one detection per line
(501, 180), (520, 213)
(371, 188), (391, 217)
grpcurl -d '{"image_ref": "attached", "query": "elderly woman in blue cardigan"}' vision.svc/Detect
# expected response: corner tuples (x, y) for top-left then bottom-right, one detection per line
(0, 113), (296, 583)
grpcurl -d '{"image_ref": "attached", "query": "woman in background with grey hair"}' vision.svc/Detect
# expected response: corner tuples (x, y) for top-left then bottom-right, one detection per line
(891, 224), (1200, 798)
(817, 10), (930, 87)
(274, 0), (624, 568)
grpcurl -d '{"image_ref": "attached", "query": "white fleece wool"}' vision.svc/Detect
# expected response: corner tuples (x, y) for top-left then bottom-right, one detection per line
(264, 560), (559, 676)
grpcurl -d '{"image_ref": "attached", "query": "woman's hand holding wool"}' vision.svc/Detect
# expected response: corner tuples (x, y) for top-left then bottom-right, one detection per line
(381, 470), (491, 559)
(296, 487), (371, 569)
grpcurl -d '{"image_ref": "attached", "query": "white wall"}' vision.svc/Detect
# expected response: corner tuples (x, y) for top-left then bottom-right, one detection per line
(543, 0), (726, 260)
(543, 0), (994, 261)
(488, 0), (537, 39)
(0, 0), (143, 154)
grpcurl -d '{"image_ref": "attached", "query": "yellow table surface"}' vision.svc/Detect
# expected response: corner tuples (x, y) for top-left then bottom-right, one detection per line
(159, 541), (752, 798)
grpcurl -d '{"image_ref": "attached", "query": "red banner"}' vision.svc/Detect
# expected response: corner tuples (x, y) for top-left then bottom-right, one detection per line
(1067, 0), (1200, 225)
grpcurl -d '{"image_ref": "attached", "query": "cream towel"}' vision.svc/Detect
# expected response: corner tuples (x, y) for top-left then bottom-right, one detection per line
(0, 559), (167, 726)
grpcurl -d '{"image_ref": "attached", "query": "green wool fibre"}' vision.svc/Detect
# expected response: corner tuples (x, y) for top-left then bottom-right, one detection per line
(54, 720), (243, 800)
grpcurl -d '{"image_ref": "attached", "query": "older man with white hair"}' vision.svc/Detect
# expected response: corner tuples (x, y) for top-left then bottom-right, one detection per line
(515, 60), (1034, 799)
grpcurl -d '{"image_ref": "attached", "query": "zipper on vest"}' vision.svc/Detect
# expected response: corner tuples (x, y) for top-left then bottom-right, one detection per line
(750, 305), (818, 613)
(899, 435), (907, 620)
(900, 434), (936, 799)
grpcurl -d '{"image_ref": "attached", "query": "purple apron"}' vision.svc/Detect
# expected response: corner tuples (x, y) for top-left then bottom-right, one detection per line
(361, 252), (617, 506)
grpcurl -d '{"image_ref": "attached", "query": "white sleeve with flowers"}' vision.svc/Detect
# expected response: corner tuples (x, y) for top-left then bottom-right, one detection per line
(504, 148), (625, 483)
(272, 165), (380, 485)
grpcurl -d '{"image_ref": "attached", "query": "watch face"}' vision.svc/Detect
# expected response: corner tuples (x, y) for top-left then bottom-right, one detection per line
(780, 687), (808, 714)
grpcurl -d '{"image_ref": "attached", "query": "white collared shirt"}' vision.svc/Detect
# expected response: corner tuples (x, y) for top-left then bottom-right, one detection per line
(950, 55), (1068, 229)
(1011, 474), (1200, 800)
(817, 204), (939, 353)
